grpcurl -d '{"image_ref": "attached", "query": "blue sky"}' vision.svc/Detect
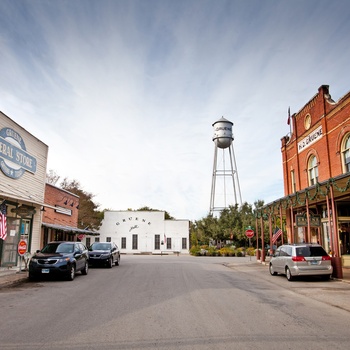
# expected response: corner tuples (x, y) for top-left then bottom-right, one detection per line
(1, 0), (350, 220)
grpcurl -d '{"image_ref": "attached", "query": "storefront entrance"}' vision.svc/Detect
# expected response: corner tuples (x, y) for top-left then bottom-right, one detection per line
(0, 217), (21, 267)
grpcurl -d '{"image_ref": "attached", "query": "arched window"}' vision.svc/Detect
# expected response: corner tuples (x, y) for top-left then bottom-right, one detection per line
(341, 134), (350, 173)
(308, 155), (318, 186)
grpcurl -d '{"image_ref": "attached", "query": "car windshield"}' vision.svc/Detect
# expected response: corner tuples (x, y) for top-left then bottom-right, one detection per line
(296, 246), (328, 257)
(90, 243), (111, 250)
(41, 243), (74, 254)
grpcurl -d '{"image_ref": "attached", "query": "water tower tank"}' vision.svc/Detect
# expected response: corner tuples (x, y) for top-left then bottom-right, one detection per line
(212, 117), (233, 149)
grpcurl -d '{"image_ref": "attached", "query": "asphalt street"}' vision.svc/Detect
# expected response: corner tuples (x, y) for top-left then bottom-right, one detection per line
(0, 255), (349, 350)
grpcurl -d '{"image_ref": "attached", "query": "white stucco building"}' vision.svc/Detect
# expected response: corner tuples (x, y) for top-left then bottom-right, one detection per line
(87, 211), (190, 254)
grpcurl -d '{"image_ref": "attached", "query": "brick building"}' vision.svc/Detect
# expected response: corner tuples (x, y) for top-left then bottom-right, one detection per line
(41, 184), (98, 248)
(256, 85), (350, 277)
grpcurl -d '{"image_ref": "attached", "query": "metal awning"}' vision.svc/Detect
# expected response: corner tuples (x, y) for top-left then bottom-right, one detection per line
(42, 222), (99, 236)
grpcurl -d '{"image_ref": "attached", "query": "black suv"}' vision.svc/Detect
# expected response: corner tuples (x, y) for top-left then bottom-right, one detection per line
(29, 241), (89, 281)
(88, 242), (120, 268)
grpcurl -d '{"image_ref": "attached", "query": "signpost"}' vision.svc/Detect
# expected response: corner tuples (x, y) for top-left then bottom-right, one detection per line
(245, 228), (254, 261)
(18, 239), (28, 273)
(245, 228), (254, 239)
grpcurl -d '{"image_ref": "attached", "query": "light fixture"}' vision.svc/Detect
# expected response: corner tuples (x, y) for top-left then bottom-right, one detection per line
(70, 202), (74, 207)
(76, 205), (80, 209)
(64, 200), (68, 205)
(41, 206), (46, 212)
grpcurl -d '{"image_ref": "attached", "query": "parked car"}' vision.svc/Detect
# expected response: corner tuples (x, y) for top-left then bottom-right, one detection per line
(269, 243), (333, 281)
(88, 242), (120, 268)
(29, 241), (89, 281)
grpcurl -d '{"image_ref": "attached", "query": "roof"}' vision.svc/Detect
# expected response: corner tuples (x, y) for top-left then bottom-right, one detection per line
(42, 222), (99, 236)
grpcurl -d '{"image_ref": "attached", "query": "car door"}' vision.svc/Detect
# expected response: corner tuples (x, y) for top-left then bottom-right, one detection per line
(74, 243), (84, 270)
(272, 247), (283, 273)
(111, 243), (117, 259)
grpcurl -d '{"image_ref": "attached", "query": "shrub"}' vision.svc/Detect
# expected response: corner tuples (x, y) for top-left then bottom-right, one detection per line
(246, 247), (255, 256)
(190, 245), (201, 256)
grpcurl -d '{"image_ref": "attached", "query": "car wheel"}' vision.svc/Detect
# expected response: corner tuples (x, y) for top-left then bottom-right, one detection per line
(67, 265), (76, 281)
(115, 254), (120, 266)
(286, 267), (293, 281)
(108, 257), (113, 268)
(81, 262), (88, 275)
(269, 263), (277, 276)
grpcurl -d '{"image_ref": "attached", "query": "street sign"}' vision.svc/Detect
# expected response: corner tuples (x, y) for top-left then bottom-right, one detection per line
(245, 229), (254, 239)
(18, 239), (27, 256)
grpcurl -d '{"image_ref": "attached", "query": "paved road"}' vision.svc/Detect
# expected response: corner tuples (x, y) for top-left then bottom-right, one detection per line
(0, 255), (349, 350)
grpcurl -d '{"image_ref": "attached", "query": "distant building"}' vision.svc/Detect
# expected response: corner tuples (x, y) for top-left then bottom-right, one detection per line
(86, 211), (189, 255)
(41, 183), (98, 247)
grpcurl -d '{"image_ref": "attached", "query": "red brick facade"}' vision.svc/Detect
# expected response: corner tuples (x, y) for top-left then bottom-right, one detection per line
(40, 184), (80, 246)
(43, 184), (79, 227)
(257, 85), (350, 276)
(281, 85), (350, 195)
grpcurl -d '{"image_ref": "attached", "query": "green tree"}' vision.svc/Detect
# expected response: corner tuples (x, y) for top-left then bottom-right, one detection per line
(137, 206), (175, 220)
(60, 177), (103, 231)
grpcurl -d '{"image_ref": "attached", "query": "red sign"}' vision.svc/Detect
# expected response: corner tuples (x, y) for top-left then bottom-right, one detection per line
(245, 229), (254, 239)
(18, 239), (27, 256)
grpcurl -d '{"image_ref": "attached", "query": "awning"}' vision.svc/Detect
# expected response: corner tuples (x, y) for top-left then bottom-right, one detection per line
(42, 222), (99, 236)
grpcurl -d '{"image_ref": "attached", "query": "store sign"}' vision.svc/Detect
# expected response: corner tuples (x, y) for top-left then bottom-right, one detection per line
(0, 127), (37, 179)
(11, 206), (36, 217)
(296, 214), (321, 227)
(298, 126), (323, 153)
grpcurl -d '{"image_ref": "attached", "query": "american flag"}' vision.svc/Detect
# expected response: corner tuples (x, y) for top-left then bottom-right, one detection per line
(272, 227), (282, 244)
(0, 202), (7, 241)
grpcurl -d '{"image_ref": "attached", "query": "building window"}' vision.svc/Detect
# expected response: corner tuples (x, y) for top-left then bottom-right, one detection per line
(132, 234), (138, 250)
(95, 237), (100, 242)
(308, 155), (318, 186)
(166, 237), (171, 250)
(342, 134), (350, 173)
(291, 170), (296, 193)
(86, 237), (91, 248)
(155, 234), (160, 250)
(121, 237), (126, 249)
(182, 237), (187, 249)
(106, 237), (111, 242)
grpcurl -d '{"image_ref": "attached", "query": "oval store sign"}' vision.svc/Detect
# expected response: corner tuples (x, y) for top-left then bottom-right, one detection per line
(18, 240), (28, 256)
(0, 127), (37, 179)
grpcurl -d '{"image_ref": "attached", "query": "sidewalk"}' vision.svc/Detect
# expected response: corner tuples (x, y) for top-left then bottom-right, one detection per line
(258, 256), (350, 283)
(0, 267), (28, 288)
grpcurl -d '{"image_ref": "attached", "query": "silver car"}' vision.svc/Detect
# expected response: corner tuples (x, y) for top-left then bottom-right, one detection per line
(269, 243), (333, 281)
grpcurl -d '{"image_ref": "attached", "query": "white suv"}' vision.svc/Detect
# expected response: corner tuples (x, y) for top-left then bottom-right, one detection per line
(269, 243), (333, 281)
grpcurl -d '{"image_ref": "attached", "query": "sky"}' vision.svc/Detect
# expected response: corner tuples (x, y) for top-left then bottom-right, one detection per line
(1, 0), (350, 221)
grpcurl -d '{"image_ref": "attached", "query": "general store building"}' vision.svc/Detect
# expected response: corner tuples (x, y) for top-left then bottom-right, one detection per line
(256, 85), (350, 278)
(0, 111), (48, 267)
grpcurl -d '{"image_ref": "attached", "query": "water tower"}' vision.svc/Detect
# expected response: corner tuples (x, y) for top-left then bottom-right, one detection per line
(210, 117), (242, 215)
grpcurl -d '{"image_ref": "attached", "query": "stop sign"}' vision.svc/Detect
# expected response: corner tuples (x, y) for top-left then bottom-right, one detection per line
(245, 229), (254, 239)
(18, 239), (27, 256)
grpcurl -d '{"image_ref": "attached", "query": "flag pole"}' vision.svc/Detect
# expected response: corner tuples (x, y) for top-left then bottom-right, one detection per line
(288, 107), (291, 135)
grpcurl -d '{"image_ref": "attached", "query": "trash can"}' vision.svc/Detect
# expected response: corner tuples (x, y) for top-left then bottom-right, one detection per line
(256, 249), (261, 260)
(331, 257), (343, 279)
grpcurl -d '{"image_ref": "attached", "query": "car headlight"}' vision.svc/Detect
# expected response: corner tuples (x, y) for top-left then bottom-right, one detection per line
(31, 258), (38, 263)
(58, 257), (70, 263)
